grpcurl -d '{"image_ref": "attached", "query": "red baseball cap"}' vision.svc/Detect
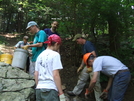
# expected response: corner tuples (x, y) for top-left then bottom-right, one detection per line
(44, 34), (61, 45)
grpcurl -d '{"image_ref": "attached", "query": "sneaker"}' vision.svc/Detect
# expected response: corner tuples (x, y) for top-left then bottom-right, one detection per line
(67, 91), (76, 96)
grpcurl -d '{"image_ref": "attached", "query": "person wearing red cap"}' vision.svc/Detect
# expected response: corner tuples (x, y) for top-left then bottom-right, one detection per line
(34, 34), (66, 101)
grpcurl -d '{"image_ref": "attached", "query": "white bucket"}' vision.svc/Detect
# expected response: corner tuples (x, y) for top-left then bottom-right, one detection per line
(11, 48), (28, 69)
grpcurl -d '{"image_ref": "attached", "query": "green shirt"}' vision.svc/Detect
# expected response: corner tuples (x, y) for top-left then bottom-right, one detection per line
(31, 30), (47, 62)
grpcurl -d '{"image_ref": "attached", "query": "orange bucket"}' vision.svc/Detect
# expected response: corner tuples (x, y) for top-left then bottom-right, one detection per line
(0, 54), (13, 64)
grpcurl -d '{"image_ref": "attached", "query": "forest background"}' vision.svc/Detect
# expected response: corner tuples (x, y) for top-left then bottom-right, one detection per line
(0, 0), (134, 95)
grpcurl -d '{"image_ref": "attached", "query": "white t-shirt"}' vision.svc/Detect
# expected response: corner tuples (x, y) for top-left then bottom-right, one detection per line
(35, 49), (63, 91)
(15, 41), (30, 48)
(93, 56), (128, 77)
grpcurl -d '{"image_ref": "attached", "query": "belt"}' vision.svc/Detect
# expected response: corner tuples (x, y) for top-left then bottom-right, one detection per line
(116, 69), (129, 75)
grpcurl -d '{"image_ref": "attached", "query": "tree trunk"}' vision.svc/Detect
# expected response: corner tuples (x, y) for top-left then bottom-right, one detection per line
(108, 18), (120, 54)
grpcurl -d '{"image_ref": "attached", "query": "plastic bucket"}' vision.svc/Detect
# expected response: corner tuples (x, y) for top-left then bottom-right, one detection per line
(11, 48), (28, 69)
(0, 54), (13, 64)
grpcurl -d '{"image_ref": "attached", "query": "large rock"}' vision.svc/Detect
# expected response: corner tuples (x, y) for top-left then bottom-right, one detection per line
(0, 88), (35, 101)
(0, 62), (35, 101)
(2, 79), (35, 91)
(0, 62), (9, 68)
(0, 92), (25, 101)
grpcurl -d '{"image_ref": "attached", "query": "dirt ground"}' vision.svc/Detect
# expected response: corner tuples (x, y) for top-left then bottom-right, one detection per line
(0, 33), (134, 101)
(0, 33), (19, 55)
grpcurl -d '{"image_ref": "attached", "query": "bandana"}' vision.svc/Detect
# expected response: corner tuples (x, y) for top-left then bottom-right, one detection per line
(44, 34), (61, 45)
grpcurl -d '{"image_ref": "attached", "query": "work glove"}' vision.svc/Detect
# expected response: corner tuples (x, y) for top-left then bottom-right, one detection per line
(85, 88), (93, 99)
(59, 93), (66, 101)
(77, 66), (83, 73)
(21, 45), (29, 50)
(100, 89), (108, 99)
(86, 67), (93, 73)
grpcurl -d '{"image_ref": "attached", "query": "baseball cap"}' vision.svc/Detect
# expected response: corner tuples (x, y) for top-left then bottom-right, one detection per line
(23, 36), (29, 40)
(72, 34), (82, 41)
(26, 21), (38, 29)
(44, 34), (61, 45)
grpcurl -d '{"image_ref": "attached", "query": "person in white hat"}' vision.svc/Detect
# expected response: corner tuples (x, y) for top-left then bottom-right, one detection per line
(22, 21), (47, 76)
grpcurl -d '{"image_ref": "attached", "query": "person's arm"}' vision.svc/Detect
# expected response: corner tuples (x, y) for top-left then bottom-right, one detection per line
(105, 77), (113, 91)
(28, 41), (33, 44)
(80, 60), (85, 67)
(27, 31), (47, 48)
(53, 69), (63, 95)
(14, 47), (17, 49)
(88, 71), (99, 91)
(77, 60), (85, 73)
(28, 42), (43, 47)
(14, 41), (21, 49)
(34, 71), (39, 85)
(22, 42), (44, 50)
(99, 77), (113, 99)
(91, 51), (96, 57)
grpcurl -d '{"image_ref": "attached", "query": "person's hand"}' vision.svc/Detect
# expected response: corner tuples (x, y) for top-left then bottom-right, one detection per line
(29, 53), (32, 57)
(85, 88), (93, 99)
(28, 41), (33, 44)
(77, 66), (83, 73)
(100, 89), (108, 99)
(86, 67), (93, 73)
(21, 45), (29, 50)
(59, 93), (66, 101)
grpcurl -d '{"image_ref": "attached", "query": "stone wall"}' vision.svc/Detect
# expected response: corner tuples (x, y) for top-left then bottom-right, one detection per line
(0, 62), (35, 101)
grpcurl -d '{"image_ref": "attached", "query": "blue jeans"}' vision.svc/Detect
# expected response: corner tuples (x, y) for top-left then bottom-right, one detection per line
(108, 71), (131, 101)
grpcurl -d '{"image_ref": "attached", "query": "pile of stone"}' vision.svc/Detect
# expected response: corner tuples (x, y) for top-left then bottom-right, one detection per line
(0, 61), (88, 101)
(0, 62), (35, 101)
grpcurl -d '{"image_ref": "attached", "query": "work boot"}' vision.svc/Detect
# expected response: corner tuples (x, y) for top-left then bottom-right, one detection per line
(67, 91), (76, 96)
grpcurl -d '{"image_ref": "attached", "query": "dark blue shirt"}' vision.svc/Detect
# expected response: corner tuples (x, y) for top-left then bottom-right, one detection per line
(44, 28), (60, 36)
(82, 41), (97, 55)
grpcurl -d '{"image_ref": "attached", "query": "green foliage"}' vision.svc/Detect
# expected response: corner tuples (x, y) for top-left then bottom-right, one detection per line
(0, 0), (53, 32)
(100, 73), (108, 82)
(0, 0), (134, 79)
(0, 36), (7, 44)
